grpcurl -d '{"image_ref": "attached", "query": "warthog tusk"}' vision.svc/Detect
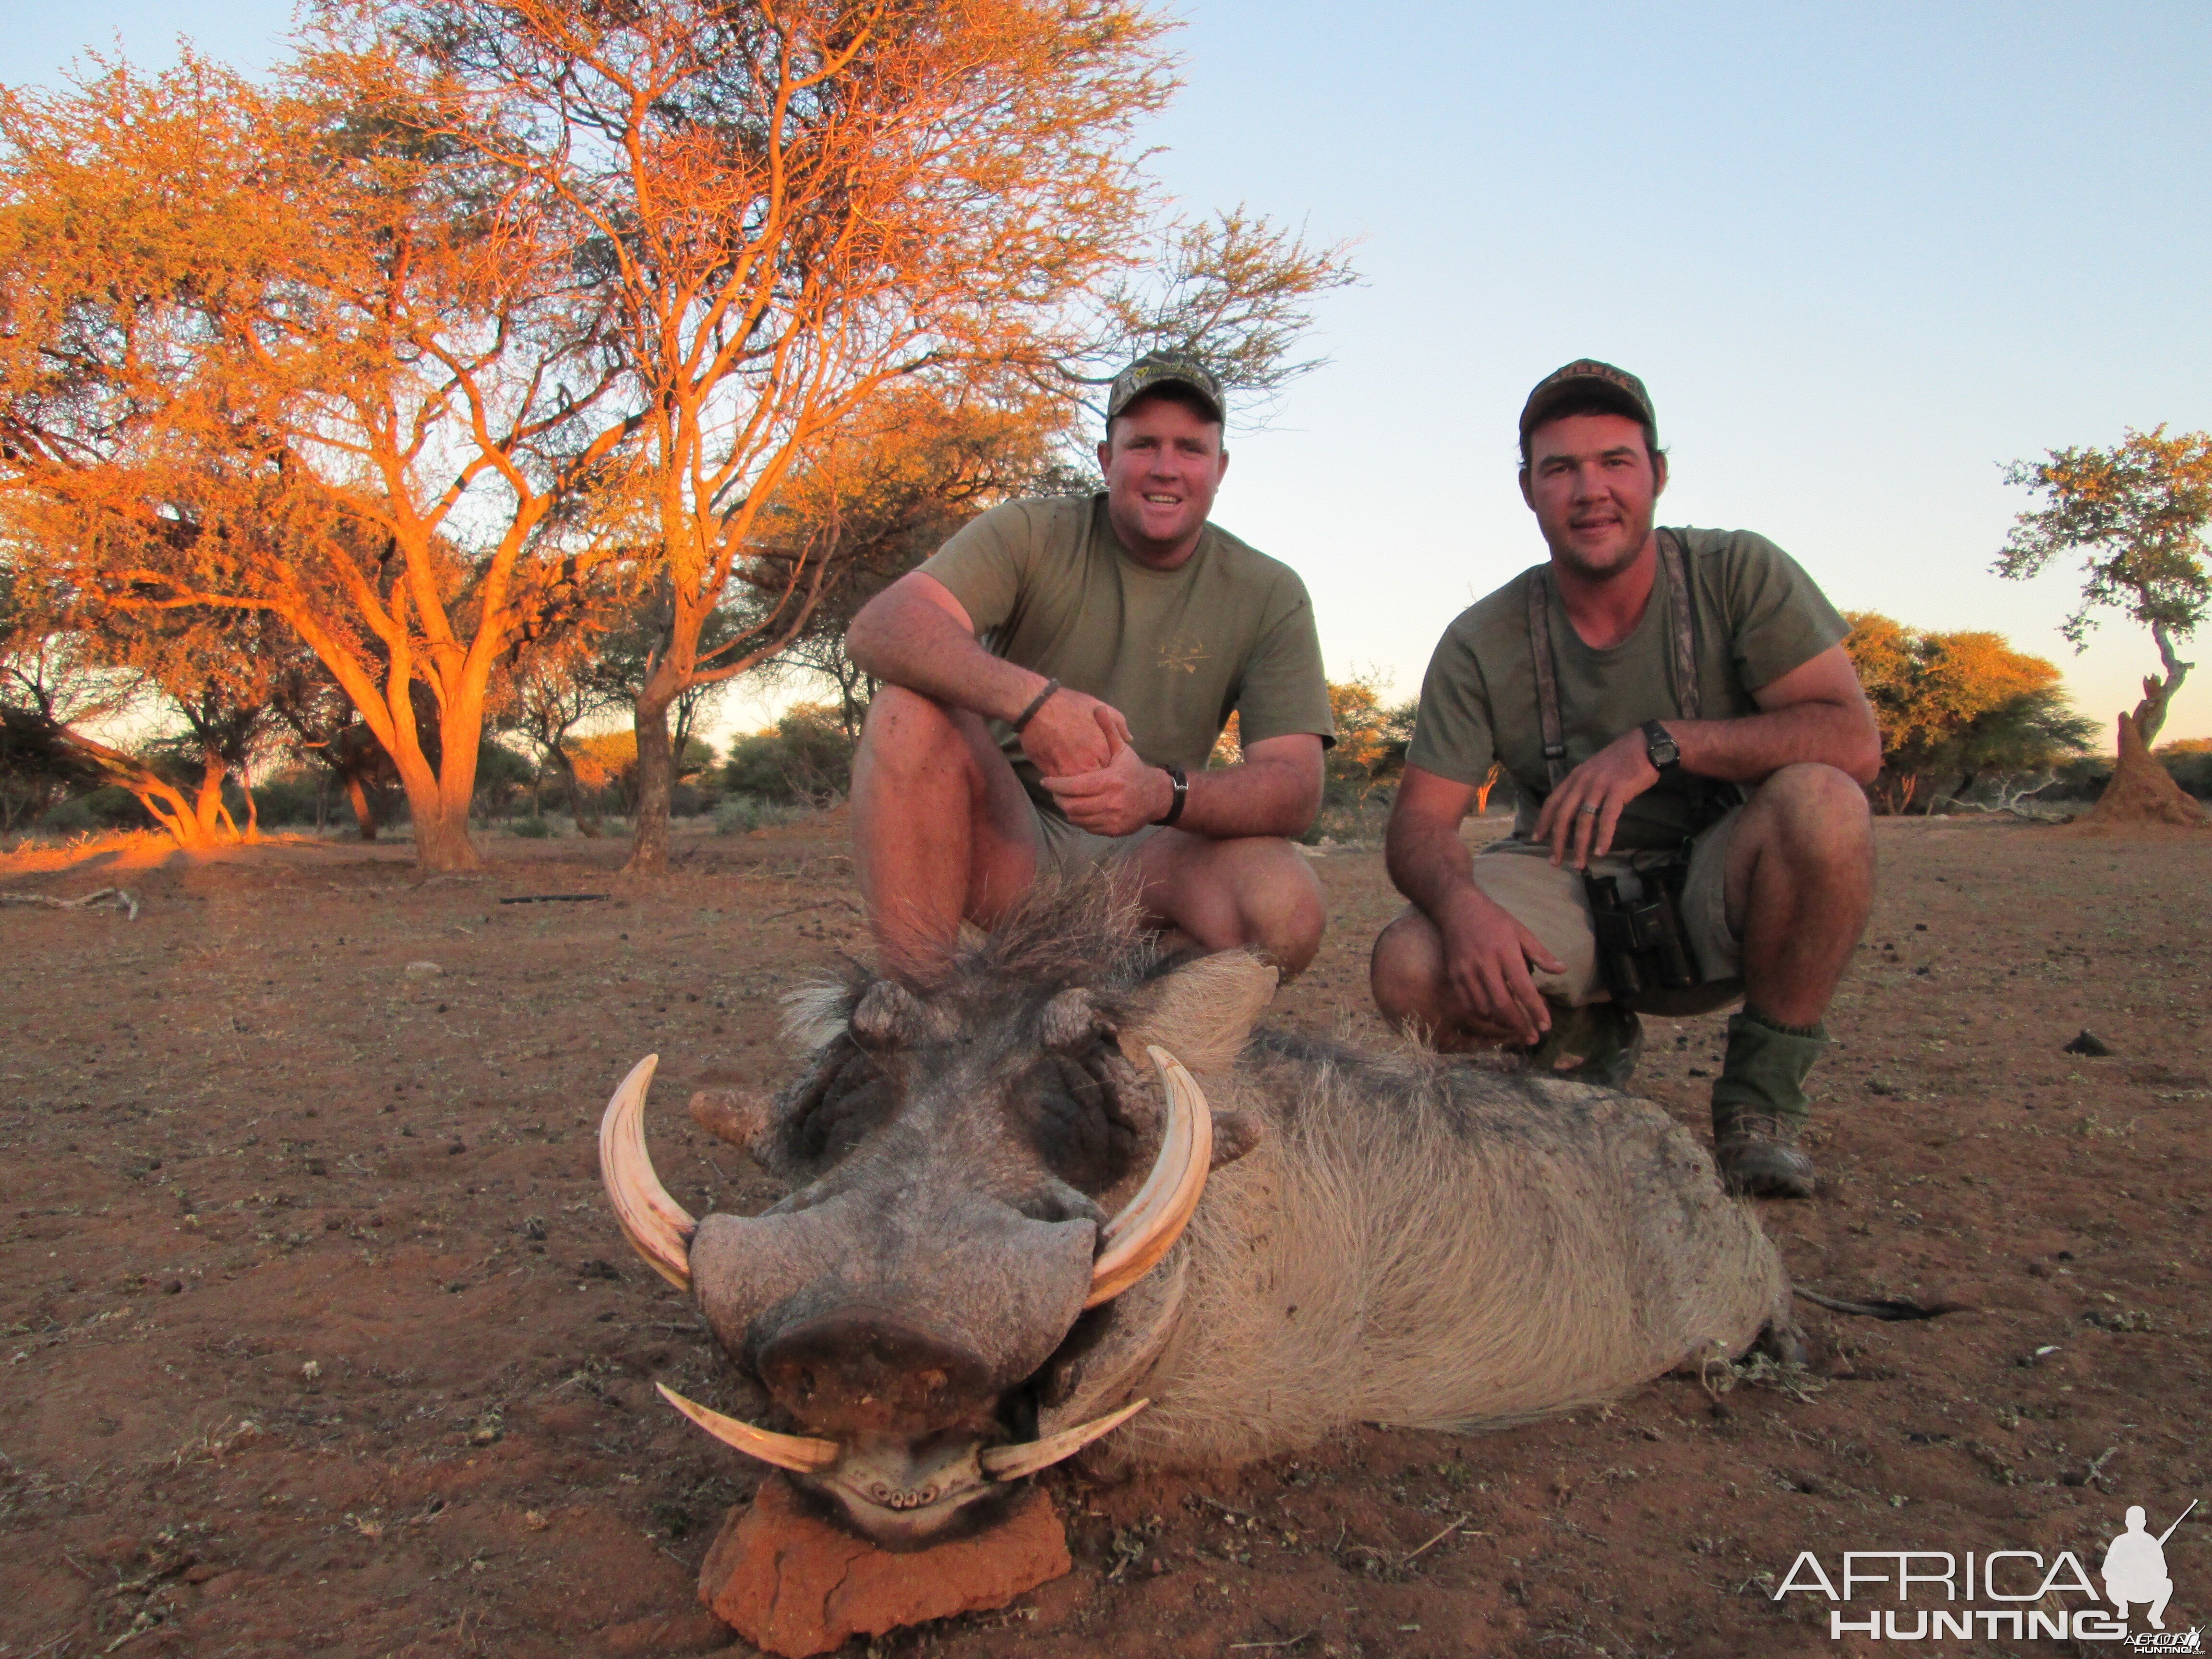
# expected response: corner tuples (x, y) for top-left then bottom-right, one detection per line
(599, 1055), (697, 1291)
(980, 1398), (1151, 1481)
(1085, 1046), (1213, 1307)
(656, 1382), (843, 1474)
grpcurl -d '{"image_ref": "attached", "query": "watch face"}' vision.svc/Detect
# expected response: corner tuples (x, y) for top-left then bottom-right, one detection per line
(1646, 725), (1679, 767)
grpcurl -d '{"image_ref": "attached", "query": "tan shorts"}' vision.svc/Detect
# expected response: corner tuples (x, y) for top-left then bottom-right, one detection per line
(1031, 801), (1166, 879)
(1469, 809), (1745, 1016)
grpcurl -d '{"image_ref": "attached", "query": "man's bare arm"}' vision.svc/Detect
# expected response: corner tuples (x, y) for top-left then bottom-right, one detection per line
(1533, 644), (1882, 867)
(1668, 646), (1883, 784)
(1384, 765), (1563, 1042)
(1043, 732), (1324, 840)
(844, 571), (1126, 777)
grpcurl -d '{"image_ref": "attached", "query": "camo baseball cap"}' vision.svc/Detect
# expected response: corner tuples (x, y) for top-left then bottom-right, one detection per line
(1106, 350), (1225, 428)
(1518, 359), (1656, 445)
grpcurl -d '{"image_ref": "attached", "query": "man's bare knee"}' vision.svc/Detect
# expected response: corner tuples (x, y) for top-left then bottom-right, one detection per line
(1370, 909), (1443, 1027)
(1754, 763), (1873, 865)
(857, 683), (972, 775)
(1252, 851), (1325, 978)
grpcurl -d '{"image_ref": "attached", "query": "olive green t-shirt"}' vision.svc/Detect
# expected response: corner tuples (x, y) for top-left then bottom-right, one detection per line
(919, 493), (1334, 813)
(1407, 528), (1849, 850)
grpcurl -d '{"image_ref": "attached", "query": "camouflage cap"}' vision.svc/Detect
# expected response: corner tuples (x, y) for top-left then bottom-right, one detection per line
(1106, 350), (1225, 428)
(1518, 359), (1656, 446)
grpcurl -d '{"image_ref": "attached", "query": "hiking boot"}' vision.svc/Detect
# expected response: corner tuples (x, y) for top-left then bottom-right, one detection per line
(1522, 1000), (1644, 1090)
(1713, 1106), (1816, 1199)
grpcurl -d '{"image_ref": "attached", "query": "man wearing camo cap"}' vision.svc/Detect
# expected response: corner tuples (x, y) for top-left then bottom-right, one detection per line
(845, 350), (1336, 976)
(1371, 360), (1881, 1197)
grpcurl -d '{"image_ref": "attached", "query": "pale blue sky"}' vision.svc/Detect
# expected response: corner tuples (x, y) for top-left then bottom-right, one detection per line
(8, 1), (2209, 743)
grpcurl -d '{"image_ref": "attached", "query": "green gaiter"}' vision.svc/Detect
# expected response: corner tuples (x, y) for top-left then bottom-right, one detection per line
(1712, 1008), (1830, 1125)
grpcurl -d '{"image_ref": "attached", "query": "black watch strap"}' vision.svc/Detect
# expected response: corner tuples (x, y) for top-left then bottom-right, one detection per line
(1154, 763), (1188, 827)
(1641, 719), (1681, 773)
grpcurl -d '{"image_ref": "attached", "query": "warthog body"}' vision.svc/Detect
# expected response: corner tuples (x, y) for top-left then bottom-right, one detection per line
(607, 887), (1788, 1545)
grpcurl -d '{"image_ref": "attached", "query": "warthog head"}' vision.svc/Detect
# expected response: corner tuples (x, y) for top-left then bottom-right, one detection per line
(598, 890), (1271, 1546)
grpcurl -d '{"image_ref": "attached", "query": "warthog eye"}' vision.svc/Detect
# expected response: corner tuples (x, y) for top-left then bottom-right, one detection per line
(788, 1045), (900, 1166)
(1003, 1054), (1128, 1191)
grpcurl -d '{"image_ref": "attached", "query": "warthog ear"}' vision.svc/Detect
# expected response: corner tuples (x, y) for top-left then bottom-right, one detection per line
(689, 1089), (775, 1167)
(1040, 986), (1112, 1053)
(1118, 951), (1278, 1077)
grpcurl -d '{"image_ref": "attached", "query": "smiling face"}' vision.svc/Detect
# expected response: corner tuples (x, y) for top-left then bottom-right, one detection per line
(1518, 412), (1669, 582)
(1096, 392), (1229, 567)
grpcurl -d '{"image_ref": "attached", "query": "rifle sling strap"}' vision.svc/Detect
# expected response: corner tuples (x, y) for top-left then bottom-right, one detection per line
(1527, 529), (1700, 794)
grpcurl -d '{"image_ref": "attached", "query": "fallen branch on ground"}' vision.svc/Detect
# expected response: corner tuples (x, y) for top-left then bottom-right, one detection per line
(0, 886), (139, 920)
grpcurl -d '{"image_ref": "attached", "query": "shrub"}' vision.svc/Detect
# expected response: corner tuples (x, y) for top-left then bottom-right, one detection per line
(721, 704), (855, 805)
(512, 817), (558, 839)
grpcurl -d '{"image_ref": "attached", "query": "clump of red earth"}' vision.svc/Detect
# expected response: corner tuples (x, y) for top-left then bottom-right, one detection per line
(698, 1476), (1072, 1658)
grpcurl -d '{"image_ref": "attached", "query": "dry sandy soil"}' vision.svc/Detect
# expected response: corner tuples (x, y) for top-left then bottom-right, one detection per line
(2, 813), (2208, 1659)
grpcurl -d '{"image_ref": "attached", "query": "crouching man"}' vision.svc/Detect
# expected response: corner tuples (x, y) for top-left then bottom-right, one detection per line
(1370, 361), (1881, 1197)
(845, 352), (1336, 978)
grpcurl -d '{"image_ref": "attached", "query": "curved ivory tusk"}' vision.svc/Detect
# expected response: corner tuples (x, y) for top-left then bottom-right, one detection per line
(1084, 1046), (1213, 1308)
(599, 1055), (697, 1292)
(656, 1382), (842, 1475)
(981, 1397), (1150, 1481)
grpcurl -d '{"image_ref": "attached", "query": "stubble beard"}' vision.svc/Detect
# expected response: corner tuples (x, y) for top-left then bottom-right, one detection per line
(1546, 507), (1655, 585)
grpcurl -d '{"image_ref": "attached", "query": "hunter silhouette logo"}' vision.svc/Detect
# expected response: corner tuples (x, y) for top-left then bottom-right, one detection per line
(2108, 1500), (2194, 1636)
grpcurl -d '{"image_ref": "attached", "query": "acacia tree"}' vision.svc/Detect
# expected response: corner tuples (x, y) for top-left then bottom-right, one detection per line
(1842, 612), (2092, 813)
(749, 381), (1073, 734)
(0, 59), (632, 870)
(1996, 427), (2212, 827)
(334, 0), (1355, 871)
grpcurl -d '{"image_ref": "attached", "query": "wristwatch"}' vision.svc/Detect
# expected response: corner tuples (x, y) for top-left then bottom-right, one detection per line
(1154, 763), (1189, 827)
(1641, 719), (1681, 774)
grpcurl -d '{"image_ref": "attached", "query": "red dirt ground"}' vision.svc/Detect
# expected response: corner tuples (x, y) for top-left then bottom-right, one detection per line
(2, 813), (2207, 1659)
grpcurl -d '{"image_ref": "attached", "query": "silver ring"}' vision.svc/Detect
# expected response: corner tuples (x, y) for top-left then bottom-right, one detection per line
(1577, 805), (1600, 815)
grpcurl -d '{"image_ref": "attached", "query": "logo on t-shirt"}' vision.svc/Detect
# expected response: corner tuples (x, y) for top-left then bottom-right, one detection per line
(1155, 634), (1209, 674)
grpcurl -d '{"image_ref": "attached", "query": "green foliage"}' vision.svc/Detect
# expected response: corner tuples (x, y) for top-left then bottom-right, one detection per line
(721, 704), (856, 806)
(713, 796), (819, 836)
(511, 816), (557, 839)
(2157, 740), (2212, 799)
(1997, 427), (2212, 650)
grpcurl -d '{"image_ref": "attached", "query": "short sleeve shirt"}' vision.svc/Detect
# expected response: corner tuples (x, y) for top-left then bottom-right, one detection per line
(919, 494), (1335, 812)
(1407, 528), (1849, 850)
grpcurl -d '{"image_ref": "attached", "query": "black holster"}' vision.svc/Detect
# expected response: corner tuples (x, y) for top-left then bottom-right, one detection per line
(1585, 859), (1700, 1002)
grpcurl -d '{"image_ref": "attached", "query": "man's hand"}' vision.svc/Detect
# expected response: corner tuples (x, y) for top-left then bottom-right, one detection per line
(1041, 745), (1174, 837)
(1017, 686), (1131, 779)
(1437, 886), (1568, 1046)
(1532, 728), (1660, 869)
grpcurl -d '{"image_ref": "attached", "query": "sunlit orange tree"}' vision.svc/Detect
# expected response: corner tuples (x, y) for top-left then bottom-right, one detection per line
(301, 0), (1169, 869)
(0, 58), (632, 869)
(327, 0), (1355, 869)
(1843, 612), (2093, 812)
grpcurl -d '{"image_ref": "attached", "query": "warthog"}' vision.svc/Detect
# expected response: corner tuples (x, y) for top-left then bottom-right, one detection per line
(601, 887), (1790, 1548)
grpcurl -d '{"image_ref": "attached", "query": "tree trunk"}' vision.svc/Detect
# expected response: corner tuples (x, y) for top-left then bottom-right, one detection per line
(342, 771), (379, 841)
(627, 665), (680, 872)
(2080, 709), (2207, 828)
(190, 751), (231, 844)
(551, 749), (601, 837)
(1472, 760), (1503, 817)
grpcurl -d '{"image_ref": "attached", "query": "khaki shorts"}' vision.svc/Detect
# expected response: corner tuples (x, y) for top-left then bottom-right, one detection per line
(1469, 809), (1745, 1016)
(1032, 801), (1166, 878)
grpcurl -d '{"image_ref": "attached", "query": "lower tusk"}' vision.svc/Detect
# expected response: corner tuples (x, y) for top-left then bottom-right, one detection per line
(980, 1398), (1150, 1481)
(656, 1382), (842, 1475)
(1085, 1046), (1212, 1307)
(599, 1055), (696, 1292)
